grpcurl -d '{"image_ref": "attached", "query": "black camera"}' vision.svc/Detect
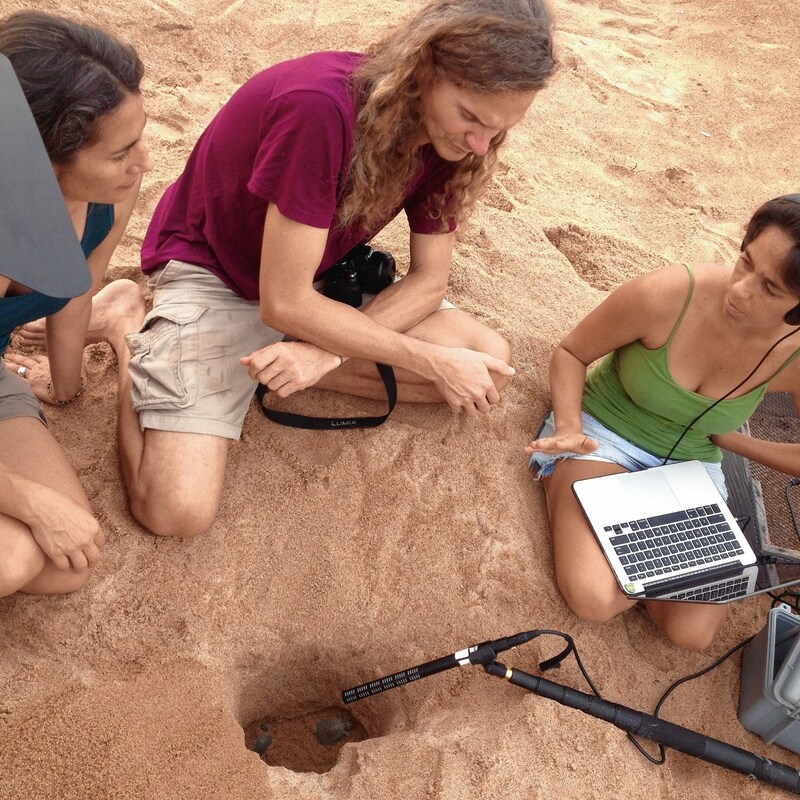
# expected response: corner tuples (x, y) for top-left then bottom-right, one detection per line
(321, 243), (396, 308)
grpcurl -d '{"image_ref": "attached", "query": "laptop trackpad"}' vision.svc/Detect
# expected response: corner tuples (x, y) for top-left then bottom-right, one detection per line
(613, 468), (680, 518)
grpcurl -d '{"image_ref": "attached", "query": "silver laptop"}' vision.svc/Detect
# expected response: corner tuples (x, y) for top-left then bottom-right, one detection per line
(657, 564), (760, 602)
(572, 460), (757, 600)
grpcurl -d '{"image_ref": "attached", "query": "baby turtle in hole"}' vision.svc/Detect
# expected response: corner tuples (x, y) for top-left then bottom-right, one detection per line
(250, 733), (273, 756)
(313, 715), (353, 746)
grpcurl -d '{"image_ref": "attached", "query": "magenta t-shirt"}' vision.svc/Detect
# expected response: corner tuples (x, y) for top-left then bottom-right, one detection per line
(141, 51), (456, 300)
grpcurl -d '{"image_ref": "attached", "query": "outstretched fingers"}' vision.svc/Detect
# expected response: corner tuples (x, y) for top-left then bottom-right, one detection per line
(524, 433), (599, 456)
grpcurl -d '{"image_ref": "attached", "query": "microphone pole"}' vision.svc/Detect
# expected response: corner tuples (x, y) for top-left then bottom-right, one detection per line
(343, 635), (800, 795)
(482, 655), (800, 795)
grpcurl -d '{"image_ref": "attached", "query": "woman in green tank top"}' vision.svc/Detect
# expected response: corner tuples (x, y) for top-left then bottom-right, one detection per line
(525, 196), (800, 650)
(0, 12), (152, 598)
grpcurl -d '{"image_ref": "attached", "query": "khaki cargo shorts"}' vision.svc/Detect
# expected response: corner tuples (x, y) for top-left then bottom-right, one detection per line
(126, 260), (283, 440)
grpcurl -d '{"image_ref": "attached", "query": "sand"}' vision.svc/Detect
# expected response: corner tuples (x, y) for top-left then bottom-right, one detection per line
(2, 0), (799, 797)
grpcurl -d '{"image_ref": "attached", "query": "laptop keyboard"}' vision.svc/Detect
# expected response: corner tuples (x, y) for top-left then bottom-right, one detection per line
(605, 504), (745, 584)
(664, 575), (751, 602)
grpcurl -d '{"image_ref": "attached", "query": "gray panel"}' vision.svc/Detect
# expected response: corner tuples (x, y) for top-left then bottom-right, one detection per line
(0, 53), (90, 298)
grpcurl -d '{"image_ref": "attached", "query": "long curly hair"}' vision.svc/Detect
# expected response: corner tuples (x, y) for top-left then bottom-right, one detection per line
(338, 0), (556, 234)
(0, 10), (143, 165)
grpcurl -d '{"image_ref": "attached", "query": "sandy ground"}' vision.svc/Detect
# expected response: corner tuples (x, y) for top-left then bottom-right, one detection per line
(2, 0), (800, 797)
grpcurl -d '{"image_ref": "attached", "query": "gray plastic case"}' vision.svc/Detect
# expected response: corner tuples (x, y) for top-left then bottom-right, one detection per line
(774, 631), (800, 710)
(738, 604), (800, 752)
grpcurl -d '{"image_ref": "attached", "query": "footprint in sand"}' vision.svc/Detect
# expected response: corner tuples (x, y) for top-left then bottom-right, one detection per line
(560, 31), (683, 113)
(544, 225), (670, 292)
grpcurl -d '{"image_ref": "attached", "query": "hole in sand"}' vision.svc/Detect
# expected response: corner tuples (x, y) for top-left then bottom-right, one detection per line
(244, 704), (371, 773)
(235, 653), (407, 776)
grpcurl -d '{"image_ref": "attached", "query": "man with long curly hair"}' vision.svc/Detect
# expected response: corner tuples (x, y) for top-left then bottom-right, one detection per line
(122, 0), (557, 537)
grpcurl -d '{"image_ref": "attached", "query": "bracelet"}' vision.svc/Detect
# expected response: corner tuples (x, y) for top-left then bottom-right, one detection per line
(47, 377), (86, 405)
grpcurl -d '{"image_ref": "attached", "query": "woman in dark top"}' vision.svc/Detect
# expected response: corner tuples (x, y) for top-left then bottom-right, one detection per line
(0, 11), (152, 597)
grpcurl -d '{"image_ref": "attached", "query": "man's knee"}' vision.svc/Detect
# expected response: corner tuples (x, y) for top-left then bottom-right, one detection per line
(128, 433), (228, 538)
(21, 567), (94, 596)
(6, 549), (94, 595)
(128, 477), (221, 538)
(455, 313), (511, 360)
(481, 327), (512, 364)
(130, 494), (219, 538)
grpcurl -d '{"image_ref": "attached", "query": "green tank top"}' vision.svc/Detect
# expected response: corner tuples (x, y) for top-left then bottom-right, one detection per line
(582, 265), (800, 462)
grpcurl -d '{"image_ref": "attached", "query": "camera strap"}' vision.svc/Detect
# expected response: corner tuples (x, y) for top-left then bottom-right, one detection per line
(256, 242), (399, 430)
(255, 362), (397, 430)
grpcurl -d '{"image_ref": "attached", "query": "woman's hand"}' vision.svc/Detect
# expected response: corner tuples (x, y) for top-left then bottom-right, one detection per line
(524, 431), (599, 456)
(3, 352), (54, 403)
(241, 341), (343, 396)
(4, 352), (86, 405)
(26, 484), (105, 572)
(709, 428), (800, 478)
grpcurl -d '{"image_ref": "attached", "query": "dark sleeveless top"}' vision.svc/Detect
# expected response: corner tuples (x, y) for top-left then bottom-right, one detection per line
(0, 203), (114, 356)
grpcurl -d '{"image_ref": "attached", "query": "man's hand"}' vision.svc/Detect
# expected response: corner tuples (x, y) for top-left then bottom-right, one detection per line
(428, 347), (514, 416)
(241, 341), (342, 396)
(25, 484), (105, 572)
(523, 431), (599, 456)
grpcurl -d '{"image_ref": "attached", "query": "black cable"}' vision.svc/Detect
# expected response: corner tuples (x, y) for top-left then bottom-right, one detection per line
(786, 479), (800, 543)
(653, 636), (754, 717)
(570, 640), (603, 698)
(662, 326), (800, 464)
(771, 590), (800, 613)
(537, 631), (667, 764)
(534, 632), (595, 691)
(531, 628), (795, 769)
(736, 515), (752, 532)
(621, 635), (755, 766)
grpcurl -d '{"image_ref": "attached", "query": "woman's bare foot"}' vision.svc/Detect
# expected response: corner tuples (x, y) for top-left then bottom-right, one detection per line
(17, 279), (145, 349)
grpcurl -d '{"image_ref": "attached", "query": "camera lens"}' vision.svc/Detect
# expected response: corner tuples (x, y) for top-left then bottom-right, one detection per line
(358, 250), (396, 295)
(323, 265), (362, 307)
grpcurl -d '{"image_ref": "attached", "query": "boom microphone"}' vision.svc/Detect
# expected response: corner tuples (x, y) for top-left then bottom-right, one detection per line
(342, 630), (542, 704)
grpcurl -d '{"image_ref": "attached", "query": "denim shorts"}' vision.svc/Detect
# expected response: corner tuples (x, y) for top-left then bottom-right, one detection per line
(527, 410), (728, 500)
(0, 362), (47, 426)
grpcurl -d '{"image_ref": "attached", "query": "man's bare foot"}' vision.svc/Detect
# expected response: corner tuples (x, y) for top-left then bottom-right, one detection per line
(15, 318), (47, 347)
(17, 279), (145, 349)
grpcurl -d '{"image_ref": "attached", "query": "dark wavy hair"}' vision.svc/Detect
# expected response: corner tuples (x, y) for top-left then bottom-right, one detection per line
(338, 0), (556, 233)
(742, 196), (800, 322)
(0, 10), (143, 165)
